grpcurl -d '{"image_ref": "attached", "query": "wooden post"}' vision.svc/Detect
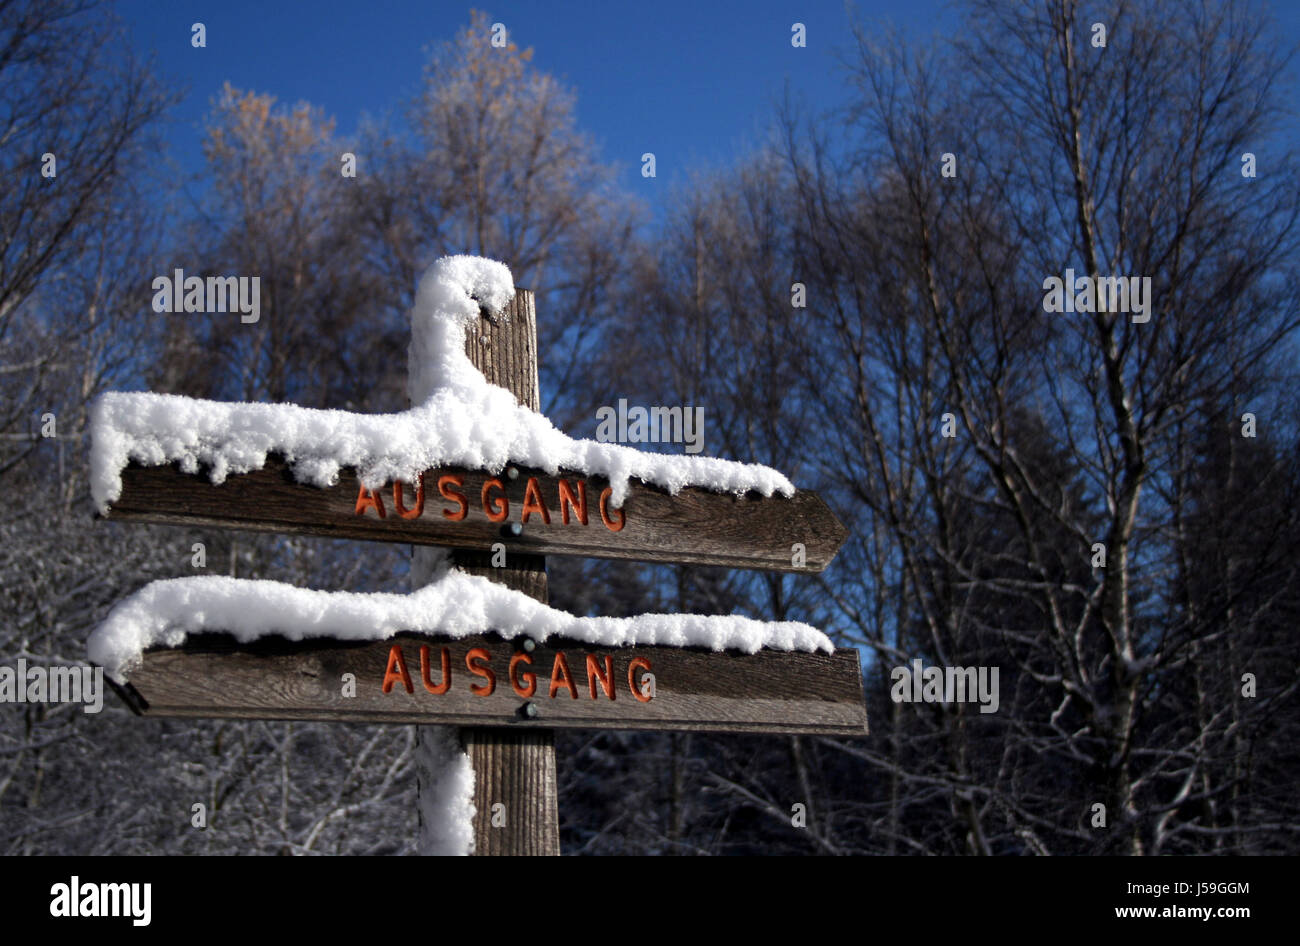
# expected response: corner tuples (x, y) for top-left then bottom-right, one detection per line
(415, 287), (560, 856)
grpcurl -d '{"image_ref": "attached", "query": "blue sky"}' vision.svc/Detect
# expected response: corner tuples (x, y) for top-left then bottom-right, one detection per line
(118, 0), (966, 206)
(118, 0), (1300, 214)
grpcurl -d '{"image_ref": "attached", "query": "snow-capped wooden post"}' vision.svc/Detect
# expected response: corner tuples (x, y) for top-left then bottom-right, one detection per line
(91, 253), (866, 858)
(418, 287), (560, 855)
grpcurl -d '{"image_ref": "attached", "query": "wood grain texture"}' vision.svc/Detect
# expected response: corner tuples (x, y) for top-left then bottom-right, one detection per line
(452, 289), (558, 856)
(462, 289), (541, 411)
(109, 632), (869, 736)
(462, 729), (559, 856)
(104, 461), (847, 573)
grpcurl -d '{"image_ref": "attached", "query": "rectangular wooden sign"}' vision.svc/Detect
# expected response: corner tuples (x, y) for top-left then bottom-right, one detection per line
(104, 457), (849, 572)
(110, 632), (869, 736)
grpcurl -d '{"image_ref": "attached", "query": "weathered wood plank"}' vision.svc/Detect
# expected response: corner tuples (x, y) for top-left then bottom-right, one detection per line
(109, 632), (869, 736)
(103, 460), (847, 574)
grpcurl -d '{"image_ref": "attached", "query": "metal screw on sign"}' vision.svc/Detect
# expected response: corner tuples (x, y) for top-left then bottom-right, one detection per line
(508, 522), (523, 537)
(522, 638), (536, 652)
(522, 702), (539, 719)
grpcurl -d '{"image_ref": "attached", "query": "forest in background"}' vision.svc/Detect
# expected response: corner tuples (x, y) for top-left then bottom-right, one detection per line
(2, 0), (1298, 855)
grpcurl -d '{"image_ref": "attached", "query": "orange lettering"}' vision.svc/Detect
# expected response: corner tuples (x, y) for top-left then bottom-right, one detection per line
(393, 475), (425, 519)
(549, 652), (578, 699)
(355, 485), (387, 519)
(587, 654), (615, 700)
(509, 652), (537, 697)
(558, 479), (587, 525)
(382, 644), (413, 694)
(420, 645), (451, 695)
(466, 647), (495, 696)
(521, 476), (551, 524)
(628, 657), (653, 702)
(438, 474), (468, 521)
(599, 487), (625, 532)
(482, 478), (509, 523)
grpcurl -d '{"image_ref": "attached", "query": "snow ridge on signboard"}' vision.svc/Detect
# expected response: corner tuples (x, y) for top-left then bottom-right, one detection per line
(89, 255), (796, 513)
(87, 571), (834, 684)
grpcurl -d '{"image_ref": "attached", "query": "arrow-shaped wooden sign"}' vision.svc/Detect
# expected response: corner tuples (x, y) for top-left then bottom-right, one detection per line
(103, 456), (848, 572)
(109, 631), (868, 736)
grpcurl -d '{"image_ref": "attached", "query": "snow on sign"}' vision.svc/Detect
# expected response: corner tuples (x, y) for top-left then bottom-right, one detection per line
(94, 575), (864, 735)
(90, 255), (866, 855)
(90, 256), (846, 572)
(91, 571), (864, 735)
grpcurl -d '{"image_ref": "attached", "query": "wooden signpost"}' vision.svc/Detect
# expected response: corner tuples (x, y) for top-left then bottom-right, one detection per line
(105, 453), (847, 573)
(111, 631), (867, 735)
(98, 279), (866, 856)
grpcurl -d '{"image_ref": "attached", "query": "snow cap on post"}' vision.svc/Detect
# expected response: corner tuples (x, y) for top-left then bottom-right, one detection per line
(408, 255), (514, 405)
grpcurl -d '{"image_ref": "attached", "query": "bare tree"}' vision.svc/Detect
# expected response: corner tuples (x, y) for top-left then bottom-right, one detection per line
(351, 10), (638, 418)
(0, 0), (173, 474)
(769, 0), (1300, 854)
